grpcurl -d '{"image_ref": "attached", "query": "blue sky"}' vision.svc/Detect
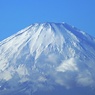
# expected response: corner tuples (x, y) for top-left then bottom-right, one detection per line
(0, 0), (95, 41)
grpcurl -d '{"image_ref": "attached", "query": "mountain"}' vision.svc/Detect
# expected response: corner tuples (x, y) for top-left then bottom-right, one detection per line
(0, 22), (95, 95)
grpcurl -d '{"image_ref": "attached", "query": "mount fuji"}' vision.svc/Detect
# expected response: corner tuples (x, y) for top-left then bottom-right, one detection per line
(0, 22), (95, 95)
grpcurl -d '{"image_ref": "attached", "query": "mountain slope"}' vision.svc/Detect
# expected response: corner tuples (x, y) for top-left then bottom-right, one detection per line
(0, 22), (95, 95)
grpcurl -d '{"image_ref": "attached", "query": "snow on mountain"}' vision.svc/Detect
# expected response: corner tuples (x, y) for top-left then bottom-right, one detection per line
(0, 22), (95, 95)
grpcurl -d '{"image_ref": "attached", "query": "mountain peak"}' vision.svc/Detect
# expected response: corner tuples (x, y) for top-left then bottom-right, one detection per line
(0, 22), (95, 95)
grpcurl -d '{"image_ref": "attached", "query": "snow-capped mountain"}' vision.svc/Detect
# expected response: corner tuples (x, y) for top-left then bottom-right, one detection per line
(0, 22), (95, 95)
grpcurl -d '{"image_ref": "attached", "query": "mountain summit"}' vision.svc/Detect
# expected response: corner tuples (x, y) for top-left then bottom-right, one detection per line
(0, 22), (95, 95)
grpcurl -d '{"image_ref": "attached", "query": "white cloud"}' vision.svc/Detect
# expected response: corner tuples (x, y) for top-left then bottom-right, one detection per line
(76, 70), (94, 87)
(56, 58), (78, 72)
(0, 70), (12, 81)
